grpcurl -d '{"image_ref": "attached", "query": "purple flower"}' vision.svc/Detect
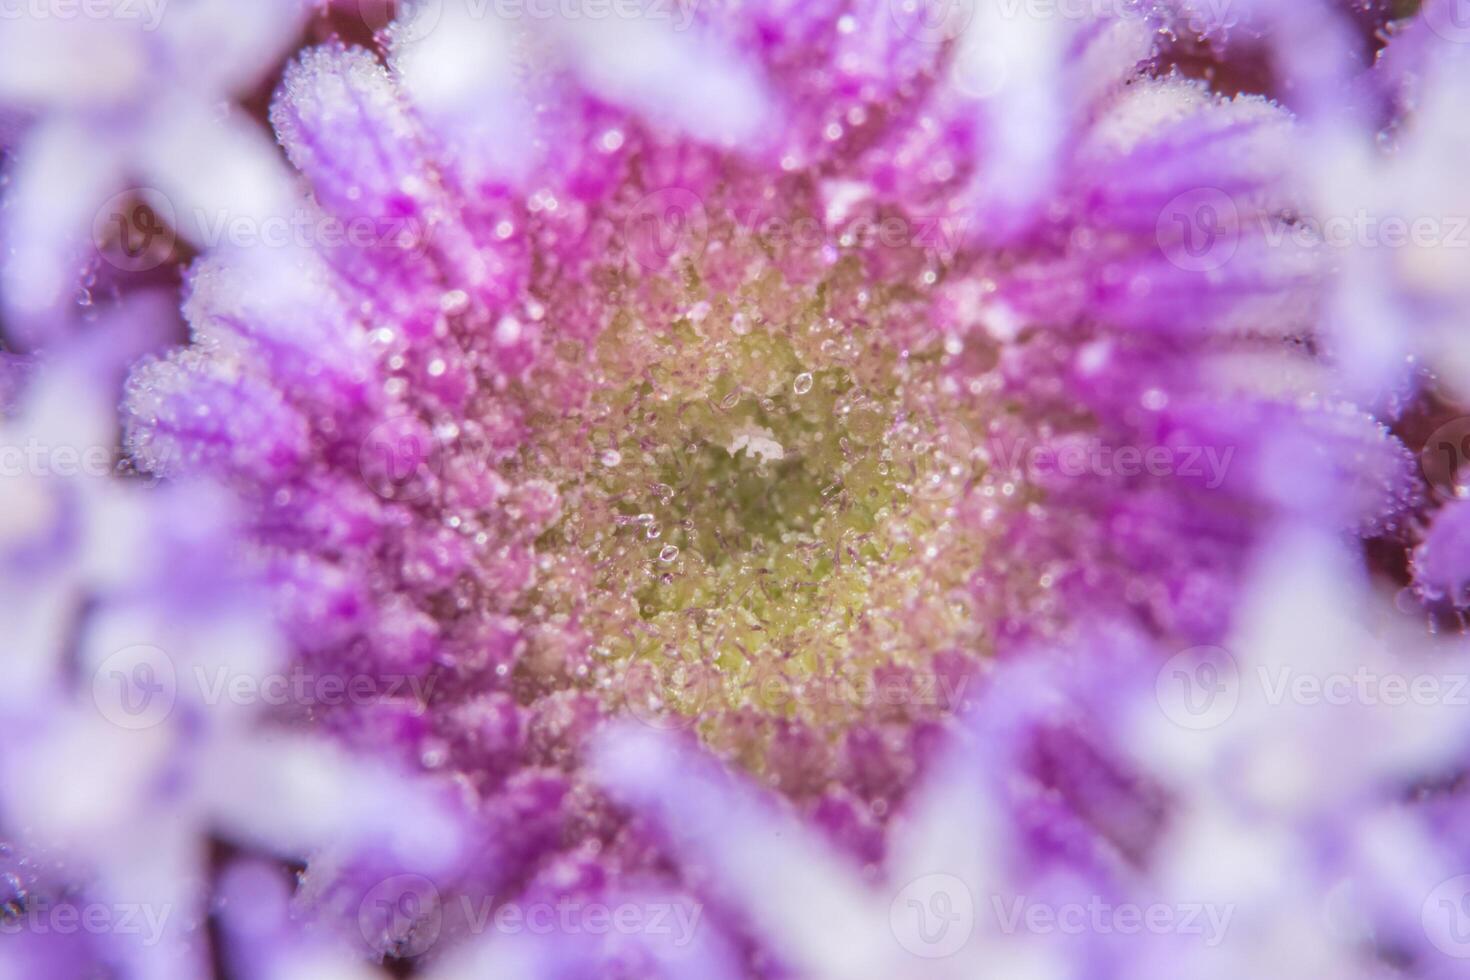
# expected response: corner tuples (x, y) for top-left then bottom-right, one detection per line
(3, 0), (1470, 976)
(0, 0), (310, 344)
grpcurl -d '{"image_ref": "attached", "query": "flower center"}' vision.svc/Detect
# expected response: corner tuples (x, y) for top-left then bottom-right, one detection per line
(512, 187), (998, 748)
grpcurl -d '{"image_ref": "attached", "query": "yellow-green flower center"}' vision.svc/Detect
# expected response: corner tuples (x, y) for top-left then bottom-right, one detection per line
(512, 194), (1006, 762)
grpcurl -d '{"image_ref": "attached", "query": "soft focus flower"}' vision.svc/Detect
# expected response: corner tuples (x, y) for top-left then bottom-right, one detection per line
(596, 530), (1470, 979)
(0, 0), (309, 344)
(5, 0), (1470, 977)
(0, 351), (469, 980)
